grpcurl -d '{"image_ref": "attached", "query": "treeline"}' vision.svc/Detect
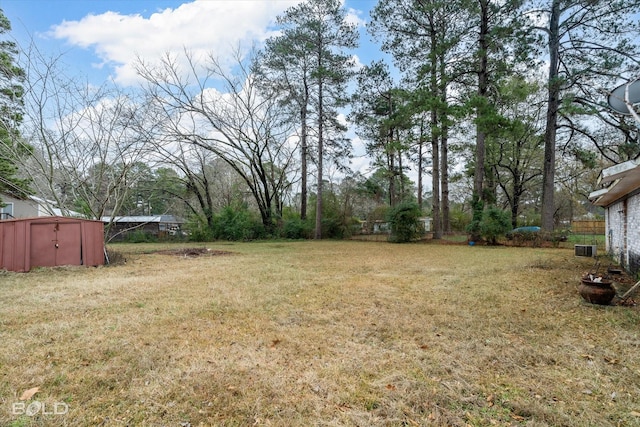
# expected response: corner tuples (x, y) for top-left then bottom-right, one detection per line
(1, 0), (639, 241)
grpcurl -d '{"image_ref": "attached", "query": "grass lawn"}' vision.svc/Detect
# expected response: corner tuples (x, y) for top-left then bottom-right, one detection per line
(1, 240), (639, 426)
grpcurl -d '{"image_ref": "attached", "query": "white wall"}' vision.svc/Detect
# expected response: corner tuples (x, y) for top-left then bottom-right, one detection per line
(0, 194), (39, 218)
(606, 195), (640, 274)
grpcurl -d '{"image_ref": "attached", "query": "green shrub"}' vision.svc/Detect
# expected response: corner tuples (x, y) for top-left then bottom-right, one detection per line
(511, 229), (540, 246)
(185, 216), (214, 242)
(281, 217), (313, 239)
(479, 206), (511, 245)
(450, 205), (471, 232)
(124, 229), (157, 243)
(386, 201), (423, 243)
(213, 206), (265, 241)
(466, 196), (484, 241)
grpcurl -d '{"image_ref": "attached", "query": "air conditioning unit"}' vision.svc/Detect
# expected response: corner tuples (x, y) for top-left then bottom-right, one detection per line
(575, 245), (597, 257)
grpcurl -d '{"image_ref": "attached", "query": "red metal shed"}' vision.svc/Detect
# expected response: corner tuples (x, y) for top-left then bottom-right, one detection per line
(0, 216), (104, 272)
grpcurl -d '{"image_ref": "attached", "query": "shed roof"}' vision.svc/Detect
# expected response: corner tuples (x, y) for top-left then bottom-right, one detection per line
(589, 159), (640, 206)
(0, 215), (103, 224)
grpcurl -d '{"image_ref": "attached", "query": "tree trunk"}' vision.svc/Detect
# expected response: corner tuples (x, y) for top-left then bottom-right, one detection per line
(387, 92), (396, 206)
(441, 123), (450, 234)
(315, 73), (324, 239)
(417, 118), (425, 209)
(541, 0), (561, 232)
(431, 122), (441, 239)
(439, 50), (450, 234)
(388, 144), (396, 206)
(430, 22), (442, 239)
(397, 134), (404, 201)
(511, 183), (521, 229)
(300, 104), (308, 220)
(470, 0), (490, 242)
(474, 0), (489, 202)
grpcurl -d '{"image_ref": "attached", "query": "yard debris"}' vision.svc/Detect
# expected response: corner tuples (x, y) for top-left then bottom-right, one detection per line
(616, 297), (637, 306)
(19, 387), (40, 401)
(270, 338), (282, 349)
(156, 248), (232, 257)
(604, 356), (619, 365)
(486, 394), (495, 407)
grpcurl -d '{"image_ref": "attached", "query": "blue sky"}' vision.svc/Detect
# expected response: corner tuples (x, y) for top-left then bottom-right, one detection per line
(0, 0), (390, 178)
(0, 0), (382, 87)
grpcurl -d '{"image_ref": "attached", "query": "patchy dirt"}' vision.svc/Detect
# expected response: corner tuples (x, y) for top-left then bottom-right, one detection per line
(155, 247), (233, 257)
(610, 271), (639, 306)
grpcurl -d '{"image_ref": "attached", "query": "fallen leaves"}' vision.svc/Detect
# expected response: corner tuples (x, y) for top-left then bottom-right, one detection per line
(270, 338), (281, 349)
(581, 354), (620, 365)
(19, 387), (40, 401)
(604, 356), (619, 365)
(486, 394), (495, 407)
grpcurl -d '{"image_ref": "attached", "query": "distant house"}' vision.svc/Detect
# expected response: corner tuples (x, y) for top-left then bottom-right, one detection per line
(419, 217), (432, 233)
(358, 217), (432, 235)
(0, 193), (81, 220)
(102, 215), (185, 241)
(589, 158), (640, 274)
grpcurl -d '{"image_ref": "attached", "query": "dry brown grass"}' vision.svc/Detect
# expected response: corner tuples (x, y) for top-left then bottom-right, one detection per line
(1, 241), (639, 426)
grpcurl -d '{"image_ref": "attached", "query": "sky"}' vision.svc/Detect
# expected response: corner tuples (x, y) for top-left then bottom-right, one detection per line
(0, 0), (384, 177)
(0, 0), (380, 86)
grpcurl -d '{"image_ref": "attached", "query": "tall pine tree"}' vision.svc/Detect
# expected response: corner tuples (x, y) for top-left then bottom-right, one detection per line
(268, 0), (358, 239)
(0, 9), (30, 205)
(537, 0), (640, 231)
(370, 0), (468, 238)
(255, 26), (314, 220)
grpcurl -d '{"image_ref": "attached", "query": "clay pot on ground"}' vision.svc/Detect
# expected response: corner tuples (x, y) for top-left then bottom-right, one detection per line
(578, 276), (616, 305)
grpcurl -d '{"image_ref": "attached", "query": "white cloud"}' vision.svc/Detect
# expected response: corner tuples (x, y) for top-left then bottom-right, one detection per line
(351, 54), (365, 71)
(345, 7), (366, 28)
(50, 0), (302, 85)
(349, 135), (372, 176)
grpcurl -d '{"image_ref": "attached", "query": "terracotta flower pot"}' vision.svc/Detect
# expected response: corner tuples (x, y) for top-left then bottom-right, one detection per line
(579, 276), (616, 305)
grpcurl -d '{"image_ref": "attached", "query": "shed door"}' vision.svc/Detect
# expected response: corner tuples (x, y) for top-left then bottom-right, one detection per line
(30, 222), (82, 267)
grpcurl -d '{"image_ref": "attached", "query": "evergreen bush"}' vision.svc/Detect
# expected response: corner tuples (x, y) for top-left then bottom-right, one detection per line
(213, 206), (265, 241)
(386, 201), (423, 243)
(479, 206), (511, 245)
(281, 217), (313, 239)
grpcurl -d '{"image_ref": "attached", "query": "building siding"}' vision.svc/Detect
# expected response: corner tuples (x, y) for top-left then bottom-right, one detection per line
(0, 194), (39, 218)
(628, 197), (640, 273)
(606, 196), (640, 275)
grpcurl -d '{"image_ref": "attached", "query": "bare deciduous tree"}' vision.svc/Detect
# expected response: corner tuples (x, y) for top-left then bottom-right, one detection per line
(15, 43), (156, 232)
(135, 48), (298, 233)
